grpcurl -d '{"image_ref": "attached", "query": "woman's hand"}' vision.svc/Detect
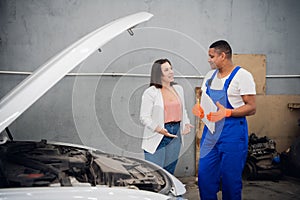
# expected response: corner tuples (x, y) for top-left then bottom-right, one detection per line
(155, 126), (178, 138)
(182, 124), (194, 135)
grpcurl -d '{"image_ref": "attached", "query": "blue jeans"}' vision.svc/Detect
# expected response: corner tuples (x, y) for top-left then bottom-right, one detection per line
(144, 122), (181, 174)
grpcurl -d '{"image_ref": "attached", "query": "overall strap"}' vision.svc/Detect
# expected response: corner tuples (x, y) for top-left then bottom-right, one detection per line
(224, 66), (241, 90)
(205, 69), (218, 88)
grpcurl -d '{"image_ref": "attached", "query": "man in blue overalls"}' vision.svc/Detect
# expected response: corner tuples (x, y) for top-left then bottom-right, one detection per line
(196, 40), (256, 200)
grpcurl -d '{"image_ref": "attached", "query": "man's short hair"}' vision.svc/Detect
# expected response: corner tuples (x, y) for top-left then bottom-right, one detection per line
(209, 40), (232, 59)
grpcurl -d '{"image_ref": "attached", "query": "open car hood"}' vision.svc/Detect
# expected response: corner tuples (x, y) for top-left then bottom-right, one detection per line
(0, 12), (153, 134)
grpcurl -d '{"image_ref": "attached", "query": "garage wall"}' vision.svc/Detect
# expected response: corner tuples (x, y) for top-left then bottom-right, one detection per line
(0, 0), (299, 177)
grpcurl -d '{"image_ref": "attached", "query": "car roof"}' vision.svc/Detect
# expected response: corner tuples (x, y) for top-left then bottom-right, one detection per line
(0, 12), (153, 135)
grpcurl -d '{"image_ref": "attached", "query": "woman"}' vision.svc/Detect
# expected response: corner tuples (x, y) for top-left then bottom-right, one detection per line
(140, 58), (193, 174)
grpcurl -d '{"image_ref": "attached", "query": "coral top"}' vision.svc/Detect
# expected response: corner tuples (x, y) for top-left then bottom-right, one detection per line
(163, 95), (182, 123)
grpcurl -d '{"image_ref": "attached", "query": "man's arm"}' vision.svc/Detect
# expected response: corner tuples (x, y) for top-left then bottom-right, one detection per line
(231, 94), (256, 117)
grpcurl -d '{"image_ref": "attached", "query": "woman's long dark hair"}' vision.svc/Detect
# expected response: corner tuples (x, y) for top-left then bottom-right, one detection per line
(149, 58), (176, 88)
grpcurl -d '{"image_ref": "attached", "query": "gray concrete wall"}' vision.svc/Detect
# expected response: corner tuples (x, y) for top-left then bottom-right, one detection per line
(0, 0), (299, 177)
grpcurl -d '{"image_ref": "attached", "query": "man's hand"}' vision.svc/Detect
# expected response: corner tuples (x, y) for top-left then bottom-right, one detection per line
(207, 102), (232, 122)
(192, 102), (204, 119)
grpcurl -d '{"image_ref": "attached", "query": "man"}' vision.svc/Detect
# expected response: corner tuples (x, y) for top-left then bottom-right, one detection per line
(196, 40), (256, 200)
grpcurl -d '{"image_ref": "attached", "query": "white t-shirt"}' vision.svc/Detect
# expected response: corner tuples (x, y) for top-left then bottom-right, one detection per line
(201, 68), (256, 108)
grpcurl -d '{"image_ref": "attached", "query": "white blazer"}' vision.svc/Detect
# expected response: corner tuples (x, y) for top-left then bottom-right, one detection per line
(140, 85), (190, 154)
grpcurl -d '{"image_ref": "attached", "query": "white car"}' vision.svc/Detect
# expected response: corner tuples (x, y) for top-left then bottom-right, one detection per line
(0, 12), (186, 200)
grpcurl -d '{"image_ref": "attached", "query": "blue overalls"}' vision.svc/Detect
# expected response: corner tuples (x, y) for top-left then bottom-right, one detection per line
(198, 66), (248, 200)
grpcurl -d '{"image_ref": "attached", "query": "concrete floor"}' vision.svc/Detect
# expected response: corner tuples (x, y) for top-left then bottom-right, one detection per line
(178, 176), (300, 200)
